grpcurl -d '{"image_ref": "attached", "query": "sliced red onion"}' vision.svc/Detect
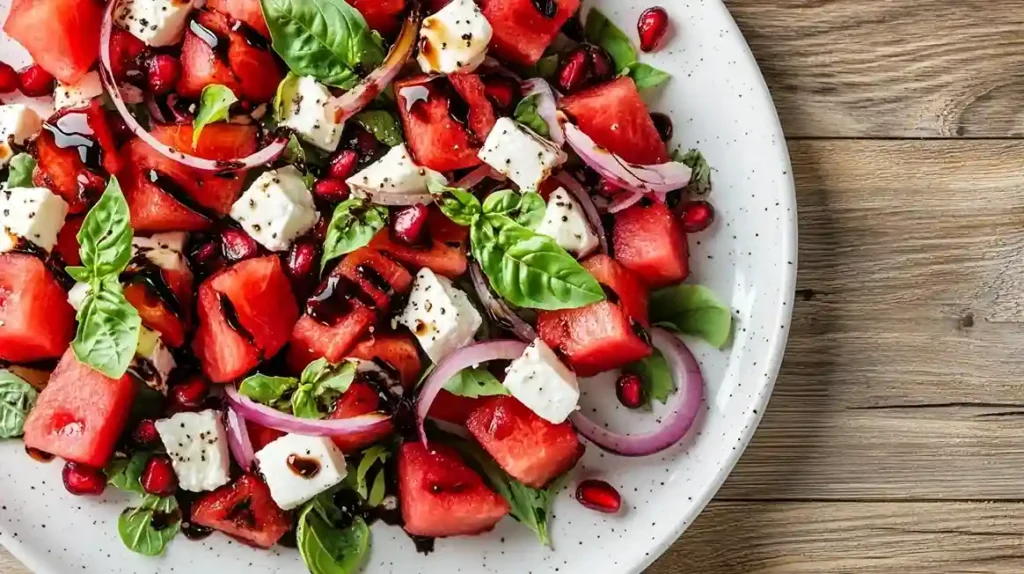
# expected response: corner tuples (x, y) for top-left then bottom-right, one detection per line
(521, 79), (563, 145)
(225, 407), (256, 471)
(224, 384), (392, 437)
(469, 262), (537, 342)
(416, 340), (529, 444)
(607, 190), (645, 214)
(453, 165), (505, 189)
(554, 171), (608, 254)
(570, 328), (704, 457)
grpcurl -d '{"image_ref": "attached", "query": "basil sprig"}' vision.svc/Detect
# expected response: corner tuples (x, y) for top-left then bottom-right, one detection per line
(193, 84), (238, 146)
(674, 149), (713, 195)
(0, 370), (37, 439)
(433, 183), (604, 311)
(321, 199), (389, 271)
(650, 284), (732, 348)
(297, 493), (371, 574)
(349, 445), (390, 507)
(69, 177), (142, 378)
(513, 94), (550, 139)
(5, 153), (35, 188)
(106, 451), (150, 494)
(240, 358), (357, 419)
(584, 9), (671, 90)
(118, 494), (181, 556)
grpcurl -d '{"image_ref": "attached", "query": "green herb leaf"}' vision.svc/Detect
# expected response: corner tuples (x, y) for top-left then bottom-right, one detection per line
(284, 133), (307, 165)
(444, 368), (509, 398)
(77, 177), (133, 281)
(261, 0), (386, 89)
(291, 383), (321, 419)
(353, 110), (403, 146)
(368, 471), (386, 507)
(513, 94), (550, 138)
(534, 54), (559, 79)
(5, 154), (36, 188)
(650, 284), (732, 348)
(322, 199), (389, 270)
(193, 85), (238, 147)
(302, 358), (357, 409)
(624, 62), (671, 90)
(674, 149), (712, 195)
(584, 8), (638, 73)
(354, 445), (390, 499)
(118, 495), (181, 556)
(0, 370), (37, 439)
(239, 374), (300, 405)
(431, 182), (482, 227)
(72, 287), (142, 379)
(297, 494), (371, 574)
(106, 451), (150, 494)
(624, 349), (675, 409)
(482, 190), (546, 229)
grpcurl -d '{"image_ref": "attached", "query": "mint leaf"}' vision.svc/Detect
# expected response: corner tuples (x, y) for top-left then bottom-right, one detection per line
(240, 373), (299, 405)
(193, 85), (237, 146)
(118, 494), (180, 556)
(106, 451), (150, 494)
(297, 494), (371, 574)
(482, 190), (546, 229)
(651, 284), (732, 348)
(5, 154), (35, 188)
(72, 286), (143, 378)
(322, 198), (389, 271)
(624, 349), (675, 409)
(353, 110), (403, 146)
(431, 182), (482, 227)
(624, 62), (671, 90)
(444, 368), (508, 398)
(674, 149), (712, 195)
(0, 370), (37, 439)
(584, 8), (638, 72)
(77, 177), (133, 281)
(513, 94), (550, 138)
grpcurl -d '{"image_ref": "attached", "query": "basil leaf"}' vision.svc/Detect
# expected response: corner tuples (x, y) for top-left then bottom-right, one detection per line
(354, 445), (390, 499)
(106, 451), (150, 494)
(534, 54), (559, 79)
(624, 349), (675, 409)
(291, 383), (321, 419)
(651, 284), (732, 348)
(193, 85), (237, 146)
(297, 495), (371, 574)
(261, 0), (385, 89)
(65, 266), (91, 283)
(78, 177), (133, 281)
(301, 358), (356, 392)
(0, 370), (37, 439)
(513, 95), (550, 138)
(72, 287), (142, 378)
(322, 199), (388, 270)
(584, 8), (638, 73)
(482, 190), (546, 229)
(240, 373), (299, 405)
(444, 368), (509, 398)
(353, 110), (403, 146)
(368, 471), (386, 507)
(5, 153), (36, 188)
(118, 495), (180, 556)
(431, 182), (481, 227)
(624, 62), (671, 90)
(674, 149), (712, 195)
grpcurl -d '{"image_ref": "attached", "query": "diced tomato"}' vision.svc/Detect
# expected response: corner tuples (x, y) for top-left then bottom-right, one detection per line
(3, 0), (104, 84)
(448, 74), (498, 141)
(206, 0), (270, 38)
(466, 396), (583, 488)
(612, 200), (689, 288)
(0, 254), (75, 363)
(335, 247), (414, 312)
(328, 381), (393, 452)
(429, 391), (489, 427)
(209, 256), (299, 358)
(582, 254), (649, 327)
(122, 166), (212, 232)
(370, 207), (469, 278)
(559, 77), (669, 165)
(178, 10), (283, 102)
(191, 474), (291, 548)
(246, 422), (285, 452)
(395, 76), (482, 172)
(55, 215), (84, 266)
(22, 349), (137, 467)
(398, 442), (509, 538)
(480, 0), (580, 66)
(289, 304), (376, 365)
(537, 301), (651, 377)
(193, 280), (261, 383)
(349, 0), (406, 35)
(348, 332), (423, 389)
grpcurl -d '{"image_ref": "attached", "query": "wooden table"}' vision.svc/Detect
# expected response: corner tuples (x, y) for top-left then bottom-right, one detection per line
(6, 0), (1024, 572)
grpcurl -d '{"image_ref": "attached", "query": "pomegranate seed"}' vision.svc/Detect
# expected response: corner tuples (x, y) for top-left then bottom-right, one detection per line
(326, 150), (359, 181)
(638, 7), (670, 53)
(679, 200), (715, 233)
(191, 240), (226, 276)
(615, 373), (646, 409)
(286, 241), (319, 280)
(169, 376), (209, 411)
(62, 462), (107, 496)
(576, 479), (622, 514)
(17, 64), (55, 98)
(0, 62), (18, 93)
(650, 112), (674, 142)
(141, 455), (178, 497)
(312, 216), (331, 241)
(145, 54), (181, 96)
(483, 76), (520, 111)
(555, 47), (591, 94)
(353, 128), (382, 162)
(313, 178), (350, 203)
(391, 204), (430, 245)
(132, 419), (160, 445)
(221, 228), (259, 261)
(585, 45), (615, 83)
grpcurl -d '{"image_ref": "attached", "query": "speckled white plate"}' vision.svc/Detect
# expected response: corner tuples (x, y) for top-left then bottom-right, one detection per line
(0, 1), (796, 572)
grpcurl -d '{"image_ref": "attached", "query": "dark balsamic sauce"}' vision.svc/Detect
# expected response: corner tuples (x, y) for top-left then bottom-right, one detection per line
(286, 454), (322, 478)
(306, 274), (378, 325)
(123, 253), (184, 315)
(176, 490), (215, 541)
(25, 446), (54, 463)
(219, 294), (257, 344)
(43, 111), (103, 170)
(355, 263), (394, 298)
(145, 169), (217, 221)
(531, 0), (558, 18)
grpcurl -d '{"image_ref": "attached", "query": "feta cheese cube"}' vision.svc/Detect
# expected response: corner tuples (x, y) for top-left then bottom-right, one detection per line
(0, 187), (69, 253)
(503, 338), (580, 424)
(155, 409), (231, 492)
(229, 166), (318, 252)
(478, 118), (567, 191)
(255, 434), (348, 510)
(132, 327), (177, 394)
(0, 105), (42, 168)
(132, 232), (191, 272)
(396, 268), (482, 363)
(346, 144), (447, 199)
(276, 75), (344, 152)
(534, 187), (600, 257)
(54, 71), (104, 112)
(417, 0), (493, 75)
(67, 282), (91, 311)
(133, 232), (188, 253)
(114, 0), (195, 47)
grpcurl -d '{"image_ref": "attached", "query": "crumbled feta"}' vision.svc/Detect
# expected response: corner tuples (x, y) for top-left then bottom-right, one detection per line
(0, 105), (42, 168)
(276, 75), (344, 152)
(534, 187), (600, 257)
(478, 118), (567, 191)
(67, 282), (91, 311)
(346, 144), (447, 199)
(53, 71), (104, 112)
(0, 187), (69, 253)
(503, 338), (580, 424)
(229, 166), (318, 252)
(417, 0), (493, 75)
(132, 327), (177, 394)
(114, 0), (196, 47)
(154, 409), (231, 492)
(255, 434), (348, 510)
(396, 268), (482, 363)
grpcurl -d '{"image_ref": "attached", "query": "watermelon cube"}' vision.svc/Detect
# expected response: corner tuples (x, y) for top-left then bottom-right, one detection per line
(369, 207), (469, 278)
(395, 76), (482, 172)
(328, 381), (393, 452)
(0, 254), (75, 363)
(480, 0), (581, 66)
(537, 301), (652, 377)
(348, 333), (424, 389)
(191, 474), (292, 548)
(582, 254), (649, 327)
(612, 200), (689, 288)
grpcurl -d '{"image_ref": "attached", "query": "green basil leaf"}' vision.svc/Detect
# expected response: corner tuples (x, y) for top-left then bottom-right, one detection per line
(353, 110), (403, 146)
(0, 370), (37, 439)
(303, 359), (357, 409)
(444, 368), (509, 398)
(192, 85), (238, 146)
(118, 495), (180, 556)
(65, 266), (91, 283)
(322, 199), (389, 270)
(534, 54), (559, 79)
(431, 182), (481, 227)
(482, 190), (546, 229)
(291, 384), (321, 419)
(5, 153), (36, 188)
(298, 495), (371, 574)
(624, 349), (675, 409)
(624, 62), (671, 90)
(584, 8), (638, 73)
(354, 445), (390, 499)
(284, 133), (307, 164)
(674, 149), (712, 195)
(77, 177), (133, 281)
(651, 284), (732, 348)
(106, 451), (150, 494)
(368, 471), (386, 507)
(72, 287), (142, 378)
(261, 0), (385, 89)
(513, 94), (550, 138)
(240, 373), (300, 405)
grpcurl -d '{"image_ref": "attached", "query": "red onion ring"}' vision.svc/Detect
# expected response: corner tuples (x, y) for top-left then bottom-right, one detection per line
(554, 171), (608, 254)
(607, 190), (645, 214)
(416, 340), (529, 444)
(224, 384), (392, 437)
(225, 407), (256, 471)
(469, 262), (537, 342)
(453, 165), (505, 189)
(521, 79), (563, 145)
(570, 328), (704, 457)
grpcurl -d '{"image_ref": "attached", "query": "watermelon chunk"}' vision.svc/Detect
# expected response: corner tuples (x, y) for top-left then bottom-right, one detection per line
(206, 0), (270, 38)
(537, 301), (651, 377)
(33, 103), (120, 213)
(369, 207), (469, 278)
(582, 254), (649, 327)
(395, 76), (482, 172)
(246, 422), (285, 452)
(191, 474), (291, 548)
(123, 167), (212, 232)
(466, 396), (582, 488)
(123, 260), (194, 349)
(350, 0), (406, 35)
(54, 215), (84, 266)
(448, 74), (498, 141)
(22, 349), (137, 467)
(430, 391), (490, 427)
(559, 77), (669, 165)
(209, 256), (299, 357)
(193, 279), (261, 382)
(3, 0), (103, 84)
(398, 442), (509, 537)
(178, 13), (243, 99)
(289, 297), (377, 366)
(348, 333), (423, 389)
(480, 0), (581, 66)
(612, 200), (689, 288)
(328, 381), (393, 452)
(0, 254), (75, 363)
(335, 247), (414, 312)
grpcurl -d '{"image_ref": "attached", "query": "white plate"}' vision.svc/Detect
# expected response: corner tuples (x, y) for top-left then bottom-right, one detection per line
(0, 1), (796, 572)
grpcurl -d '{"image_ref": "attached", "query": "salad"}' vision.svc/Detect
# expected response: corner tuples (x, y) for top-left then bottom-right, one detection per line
(0, 0), (732, 570)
